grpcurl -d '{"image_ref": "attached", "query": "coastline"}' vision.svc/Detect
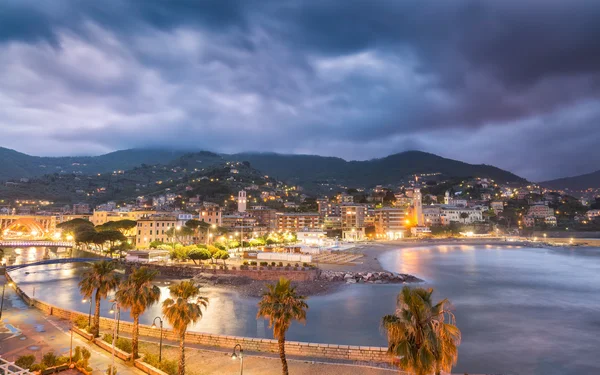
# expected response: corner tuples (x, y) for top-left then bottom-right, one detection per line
(220, 238), (600, 298)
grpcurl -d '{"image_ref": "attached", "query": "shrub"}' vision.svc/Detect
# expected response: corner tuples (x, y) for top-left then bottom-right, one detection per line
(72, 347), (82, 363)
(143, 353), (178, 375)
(15, 355), (35, 370)
(294, 263), (299, 268)
(74, 315), (89, 330)
(259, 261), (268, 266)
(56, 356), (69, 366)
(42, 351), (57, 367)
(103, 334), (133, 353)
(278, 262), (284, 267)
(231, 266), (236, 270)
(271, 262), (276, 266)
(250, 261), (257, 266)
(303, 262), (309, 267)
(287, 263), (291, 267)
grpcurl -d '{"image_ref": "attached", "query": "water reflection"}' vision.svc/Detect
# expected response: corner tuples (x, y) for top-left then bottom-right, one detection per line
(7, 245), (600, 375)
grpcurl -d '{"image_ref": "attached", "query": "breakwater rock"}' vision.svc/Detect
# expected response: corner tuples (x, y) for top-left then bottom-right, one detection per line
(318, 270), (422, 284)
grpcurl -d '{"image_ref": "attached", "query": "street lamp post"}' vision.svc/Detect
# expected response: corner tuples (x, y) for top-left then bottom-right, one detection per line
(110, 304), (119, 375)
(151, 317), (164, 362)
(0, 281), (14, 319)
(109, 303), (121, 340)
(82, 298), (93, 327)
(231, 344), (244, 375)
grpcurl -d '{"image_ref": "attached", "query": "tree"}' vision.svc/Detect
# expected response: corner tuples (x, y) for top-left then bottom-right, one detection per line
(166, 226), (194, 245)
(381, 286), (461, 375)
(460, 212), (469, 220)
(115, 267), (161, 361)
(96, 220), (137, 236)
(188, 248), (211, 265)
(78, 261), (120, 337)
(212, 250), (230, 265)
(162, 281), (208, 375)
(57, 218), (94, 237)
(257, 277), (308, 375)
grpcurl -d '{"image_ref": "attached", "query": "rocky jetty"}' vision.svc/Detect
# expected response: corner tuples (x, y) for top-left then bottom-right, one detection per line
(318, 270), (422, 284)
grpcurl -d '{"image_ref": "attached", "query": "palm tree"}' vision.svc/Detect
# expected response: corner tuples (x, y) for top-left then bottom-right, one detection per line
(115, 267), (161, 361)
(381, 286), (461, 375)
(257, 277), (308, 375)
(78, 260), (120, 337)
(162, 281), (208, 375)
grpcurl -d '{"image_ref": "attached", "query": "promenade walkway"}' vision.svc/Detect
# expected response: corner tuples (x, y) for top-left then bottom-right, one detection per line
(0, 275), (143, 375)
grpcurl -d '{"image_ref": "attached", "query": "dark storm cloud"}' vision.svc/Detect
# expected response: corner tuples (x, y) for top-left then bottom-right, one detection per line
(1, 0), (600, 181)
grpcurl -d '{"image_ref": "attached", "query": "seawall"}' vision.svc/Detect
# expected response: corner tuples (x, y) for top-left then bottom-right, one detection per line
(4, 271), (391, 364)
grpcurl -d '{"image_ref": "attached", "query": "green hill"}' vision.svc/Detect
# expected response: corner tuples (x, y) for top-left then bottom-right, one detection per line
(541, 170), (600, 191)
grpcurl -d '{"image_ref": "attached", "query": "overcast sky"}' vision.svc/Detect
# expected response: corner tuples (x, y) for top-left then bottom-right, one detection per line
(1, 0), (600, 181)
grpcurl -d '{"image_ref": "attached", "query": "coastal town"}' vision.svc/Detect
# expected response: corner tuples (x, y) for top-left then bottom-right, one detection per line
(2, 2), (600, 375)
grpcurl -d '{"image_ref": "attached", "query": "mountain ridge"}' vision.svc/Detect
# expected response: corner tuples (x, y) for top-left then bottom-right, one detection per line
(0, 146), (527, 187)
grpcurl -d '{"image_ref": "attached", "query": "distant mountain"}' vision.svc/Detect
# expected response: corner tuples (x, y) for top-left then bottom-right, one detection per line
(0, 147), (188, 179)
(541, 170), (600, 190)
(0, 147), (527, 188)
(232, 150), (527, 186)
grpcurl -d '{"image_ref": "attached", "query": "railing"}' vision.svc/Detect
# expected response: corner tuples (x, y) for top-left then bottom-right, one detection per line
(0, 241), (74, 247)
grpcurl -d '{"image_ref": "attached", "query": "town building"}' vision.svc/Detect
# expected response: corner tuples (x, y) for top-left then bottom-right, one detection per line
(73, 203), (91, 215)
(296, 229), (327, 246)
(247, 206), (277, 229)
(136, 215), (186, 247)
(340, 204), (366, 230)
(342, 227), (366, 242)
(523, 216), (535, 227)
(490, 201), (504, 213)
(199, 205), (222, 226)
(373, 207), (407, 239)
(276, 212), (320, 232)
(527, 203), (554, 218)
(545, 216), (557, 226)
(586, 209), (600, 219)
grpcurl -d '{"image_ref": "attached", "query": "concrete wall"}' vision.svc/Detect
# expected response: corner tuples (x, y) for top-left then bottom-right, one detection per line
(5, 272), (390, 364)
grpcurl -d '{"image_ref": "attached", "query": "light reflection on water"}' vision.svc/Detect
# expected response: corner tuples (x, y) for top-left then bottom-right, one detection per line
(8, 245), (600, 375)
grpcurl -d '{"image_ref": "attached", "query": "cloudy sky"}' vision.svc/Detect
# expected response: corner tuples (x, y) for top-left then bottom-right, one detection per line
(1, 0), (600, 181)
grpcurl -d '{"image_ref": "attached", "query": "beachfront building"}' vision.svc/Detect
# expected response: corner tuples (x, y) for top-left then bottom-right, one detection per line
(373, 207), (407, 239)
(342, 227), (366, 242)
(296, 229), (327, 246)
(341, 204), (366, 230)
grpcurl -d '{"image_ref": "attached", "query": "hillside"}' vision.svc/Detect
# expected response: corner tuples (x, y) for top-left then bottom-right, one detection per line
(541, 170), (600, 190)
(0, 158), (277, 205)
(232, 151), (527, 187)
(0, 147), (189, 179)
(0, 148), (527, 191)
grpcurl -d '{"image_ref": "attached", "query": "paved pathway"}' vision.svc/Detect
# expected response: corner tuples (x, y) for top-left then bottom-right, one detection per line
(0, 276), (143, 375)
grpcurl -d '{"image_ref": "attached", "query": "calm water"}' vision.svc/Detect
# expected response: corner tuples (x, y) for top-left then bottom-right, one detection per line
(7, 245), (600, 375)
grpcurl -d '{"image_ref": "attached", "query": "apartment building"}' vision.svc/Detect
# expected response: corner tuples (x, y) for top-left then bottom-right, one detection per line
(136, 215), (183, 247)
(276, 213), (321, 232)
(373, 207), (406, 239)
